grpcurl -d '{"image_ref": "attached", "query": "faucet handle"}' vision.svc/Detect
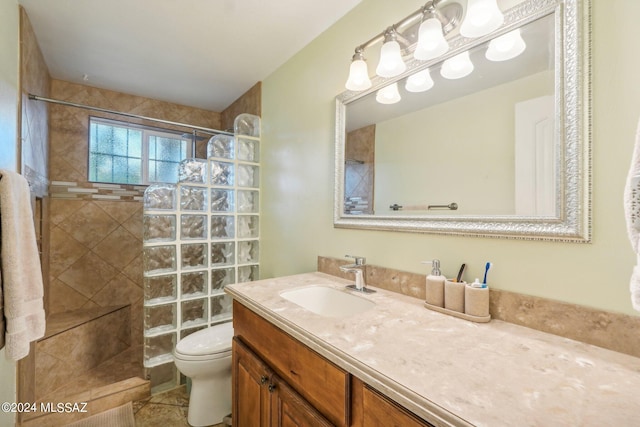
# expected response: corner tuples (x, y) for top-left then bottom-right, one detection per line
(345, 254), (366, 266)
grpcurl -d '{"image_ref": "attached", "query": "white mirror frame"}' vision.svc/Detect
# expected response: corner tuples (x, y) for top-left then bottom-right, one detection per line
(334, 0), (591, 242)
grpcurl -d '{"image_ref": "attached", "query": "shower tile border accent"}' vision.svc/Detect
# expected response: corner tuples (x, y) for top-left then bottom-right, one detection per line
(317, 256), (640, 359)
(50, 180), (147, 201)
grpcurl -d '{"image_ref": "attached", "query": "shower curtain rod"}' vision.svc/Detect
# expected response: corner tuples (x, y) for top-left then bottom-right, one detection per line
(28, 94), (234, 136)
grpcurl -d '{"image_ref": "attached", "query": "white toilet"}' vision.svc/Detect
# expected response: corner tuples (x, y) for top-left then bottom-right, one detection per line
(173, 322), (234, 427)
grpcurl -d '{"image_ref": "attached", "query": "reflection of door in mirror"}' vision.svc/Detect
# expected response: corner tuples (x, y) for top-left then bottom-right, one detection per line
(344, 125), (375, 214)
(515, 95), (555, 216)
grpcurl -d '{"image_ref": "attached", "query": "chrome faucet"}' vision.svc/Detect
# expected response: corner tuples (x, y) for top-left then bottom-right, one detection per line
(339, 255), (375, 293)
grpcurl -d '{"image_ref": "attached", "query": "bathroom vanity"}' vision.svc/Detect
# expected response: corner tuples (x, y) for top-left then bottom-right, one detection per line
(232, 301), (430, 427)
(226, 273), (640, 426)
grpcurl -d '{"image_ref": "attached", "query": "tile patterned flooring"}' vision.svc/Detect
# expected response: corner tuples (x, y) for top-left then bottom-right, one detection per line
(133, 386), (224, 427)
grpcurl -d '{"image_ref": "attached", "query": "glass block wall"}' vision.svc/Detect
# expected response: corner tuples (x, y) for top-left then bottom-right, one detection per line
(142, 114), (260, 392)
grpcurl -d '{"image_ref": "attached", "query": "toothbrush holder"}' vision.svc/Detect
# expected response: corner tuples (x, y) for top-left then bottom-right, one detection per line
(465, 285), (490, 318)
(444, 279), (465, 313)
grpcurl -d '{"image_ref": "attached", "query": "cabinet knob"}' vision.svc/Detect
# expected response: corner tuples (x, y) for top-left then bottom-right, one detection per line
(260, 375), (268, 385)
(268, 383), (277, 393)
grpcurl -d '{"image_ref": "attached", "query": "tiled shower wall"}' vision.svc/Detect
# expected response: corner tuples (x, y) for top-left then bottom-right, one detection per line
(220, 82), (261, 130)
(17, 7), (51, 407)
(20, 6), (50, 197)
(47, 80), (224, 347)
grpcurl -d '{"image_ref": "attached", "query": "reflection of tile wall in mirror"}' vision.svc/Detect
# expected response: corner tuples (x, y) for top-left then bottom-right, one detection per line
(344, 124), (375, 214)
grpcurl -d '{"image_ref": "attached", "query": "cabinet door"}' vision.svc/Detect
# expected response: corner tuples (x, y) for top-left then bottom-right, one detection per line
(270, 377), (333, 427)
(233, 338), (271, 427)
(363, 385), (434, 427)
(234, 301), (349, 426)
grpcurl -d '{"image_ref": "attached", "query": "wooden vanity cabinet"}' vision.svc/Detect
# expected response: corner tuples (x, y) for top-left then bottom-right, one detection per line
(233, 301), (434, 427)
(233, 337), (332, 427)
(233, 301), (348, 426)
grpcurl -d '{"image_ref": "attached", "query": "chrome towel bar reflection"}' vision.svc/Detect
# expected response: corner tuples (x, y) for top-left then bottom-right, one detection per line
(389, 202), (458, 211)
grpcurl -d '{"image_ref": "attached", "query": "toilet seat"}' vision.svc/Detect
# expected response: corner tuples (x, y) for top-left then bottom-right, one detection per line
(174, 322), (234, 361)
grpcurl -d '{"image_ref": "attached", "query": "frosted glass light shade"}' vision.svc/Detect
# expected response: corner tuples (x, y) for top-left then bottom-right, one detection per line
(440, 51), (474, 79)
(486, 29), (526, 61)
(376, 83), (401, 104)
(405, 69), (434, 93)
(460, 0), (504, 38)
(414, 18), (449, 61)
(345, 59), (372, 91)
(376, 40), (407, 78)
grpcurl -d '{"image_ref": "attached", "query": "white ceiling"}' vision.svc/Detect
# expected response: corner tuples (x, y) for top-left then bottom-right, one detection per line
(18, 0), (363, 111)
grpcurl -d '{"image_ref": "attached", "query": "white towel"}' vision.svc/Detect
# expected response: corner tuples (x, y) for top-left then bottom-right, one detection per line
(624, 119), (640, 312)
(0, 169), (46, 360)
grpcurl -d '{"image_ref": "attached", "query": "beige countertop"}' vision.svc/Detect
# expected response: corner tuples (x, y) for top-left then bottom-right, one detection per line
(225, 272), (640, 427)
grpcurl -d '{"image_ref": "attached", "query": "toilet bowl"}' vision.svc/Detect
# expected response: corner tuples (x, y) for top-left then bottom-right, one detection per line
(173, 322), (234, 427)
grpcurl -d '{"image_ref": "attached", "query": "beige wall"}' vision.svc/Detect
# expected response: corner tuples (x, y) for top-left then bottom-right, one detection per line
(261, 0), (640, 316)
(0, 0), (19, 423)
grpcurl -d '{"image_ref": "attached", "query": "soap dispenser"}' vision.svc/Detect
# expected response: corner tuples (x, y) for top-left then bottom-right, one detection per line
(422, 260), (445, 307)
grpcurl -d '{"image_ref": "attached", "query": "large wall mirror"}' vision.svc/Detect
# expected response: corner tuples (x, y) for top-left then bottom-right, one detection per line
(334, 0), (591, 241)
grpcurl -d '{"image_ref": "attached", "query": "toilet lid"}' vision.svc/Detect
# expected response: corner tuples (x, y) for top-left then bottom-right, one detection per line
(176, 322), (234, 356)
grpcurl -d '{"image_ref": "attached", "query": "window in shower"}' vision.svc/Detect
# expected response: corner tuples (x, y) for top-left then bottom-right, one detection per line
(88, 117), (191, 185)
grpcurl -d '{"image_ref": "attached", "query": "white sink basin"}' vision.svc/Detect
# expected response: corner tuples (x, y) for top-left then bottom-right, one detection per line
(280, 285), (375, 317)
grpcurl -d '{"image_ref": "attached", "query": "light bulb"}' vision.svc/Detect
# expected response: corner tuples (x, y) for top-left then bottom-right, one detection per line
(486, 29), (526, 61)
(376, 40), (407, 78)
(460, 0), (504, 38)
(376, 83), (401, 104)
(405, 69), (434, 93)
(440, 51), (474, 79)
(345, 59), (372, 91)
(414, 17), (449, 61)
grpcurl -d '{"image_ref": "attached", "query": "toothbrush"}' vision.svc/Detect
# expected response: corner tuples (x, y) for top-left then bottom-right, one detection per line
(455, 263), (466, 282)
(482, 262), (492, 286)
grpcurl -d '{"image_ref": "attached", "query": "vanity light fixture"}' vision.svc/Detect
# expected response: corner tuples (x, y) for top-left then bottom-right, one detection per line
(485, 28), (526, 61)
(343, 0), (510, 100)
(375, 29), (407, 78)
(345, 49), (372, 91)
(440, 51), (474, 79)
(344, 0), (462, 91)
(414, 6), (449, 61)
(405, 68), (434, 92)
(459, 0), (504, 38)
(376, 82), (402, 104)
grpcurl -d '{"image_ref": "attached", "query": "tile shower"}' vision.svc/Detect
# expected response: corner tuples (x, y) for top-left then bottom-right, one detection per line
(142, 114), (261, 391)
